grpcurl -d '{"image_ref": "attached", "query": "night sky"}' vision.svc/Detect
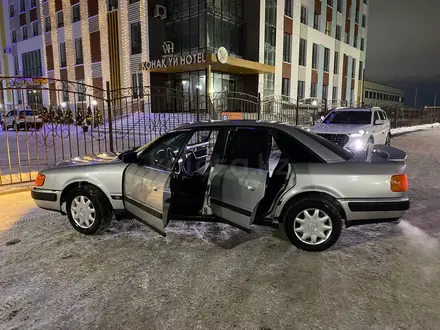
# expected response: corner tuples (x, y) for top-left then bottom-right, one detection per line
(366, 0), (440, 107)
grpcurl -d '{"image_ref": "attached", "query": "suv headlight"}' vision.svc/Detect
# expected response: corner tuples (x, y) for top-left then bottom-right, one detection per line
(349, 130), (368, 137)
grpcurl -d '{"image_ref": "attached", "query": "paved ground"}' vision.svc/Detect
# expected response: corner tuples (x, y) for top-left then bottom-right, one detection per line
(1, 130), (440, 329)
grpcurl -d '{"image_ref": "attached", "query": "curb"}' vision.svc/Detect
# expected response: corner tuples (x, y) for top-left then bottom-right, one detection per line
(0, 184), (34, 197)
(391, 128), (438, 137)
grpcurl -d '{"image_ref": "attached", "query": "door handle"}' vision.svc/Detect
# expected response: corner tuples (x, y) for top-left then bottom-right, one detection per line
(247, 185), (256, 191)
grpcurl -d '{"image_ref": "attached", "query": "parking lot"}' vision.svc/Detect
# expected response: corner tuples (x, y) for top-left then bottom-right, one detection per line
(1, 129), (440, 330)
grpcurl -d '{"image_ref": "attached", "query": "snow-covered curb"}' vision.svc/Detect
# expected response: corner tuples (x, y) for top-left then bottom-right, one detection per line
(390, 123), (440, 136)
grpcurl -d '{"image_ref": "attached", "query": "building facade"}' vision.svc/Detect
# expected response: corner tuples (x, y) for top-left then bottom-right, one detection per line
(1, 0), (369, 109)
(363, 80), (405, 107)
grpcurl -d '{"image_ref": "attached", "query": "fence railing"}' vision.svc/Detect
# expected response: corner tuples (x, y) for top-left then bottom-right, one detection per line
(0, 76), (439, 186)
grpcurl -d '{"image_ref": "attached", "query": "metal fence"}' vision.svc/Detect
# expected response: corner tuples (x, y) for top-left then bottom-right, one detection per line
(0, 76), (439, 186)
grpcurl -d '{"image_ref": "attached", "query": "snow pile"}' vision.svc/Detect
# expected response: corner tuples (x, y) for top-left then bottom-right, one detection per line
(391, 123), (440, 136)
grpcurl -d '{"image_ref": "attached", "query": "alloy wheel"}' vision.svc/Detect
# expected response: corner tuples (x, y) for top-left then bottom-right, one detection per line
(71, 195), (96, 229)
(293, 208), (333, 245)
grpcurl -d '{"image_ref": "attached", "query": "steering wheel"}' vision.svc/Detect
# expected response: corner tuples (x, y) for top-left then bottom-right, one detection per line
(166, 147), (177, 166)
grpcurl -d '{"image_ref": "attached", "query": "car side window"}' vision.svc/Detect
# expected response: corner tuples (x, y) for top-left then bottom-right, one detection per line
(378, 111), (385, 120)
(137, 131), (189, 170)
(272, 129), (323, 163)
(381, 111), (388, 120)
(221, 128), (271, 170)
(182, 130), (219, 173)
(6, 111), (14, 117)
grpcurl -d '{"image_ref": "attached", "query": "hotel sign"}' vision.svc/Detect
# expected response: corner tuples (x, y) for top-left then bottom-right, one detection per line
(140, 41), (205, 71)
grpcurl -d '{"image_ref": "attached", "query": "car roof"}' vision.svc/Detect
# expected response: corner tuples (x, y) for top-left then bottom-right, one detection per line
(176, 119), (294, 130)
(173, 120), (350, 163)
(332, 107), (372, 112)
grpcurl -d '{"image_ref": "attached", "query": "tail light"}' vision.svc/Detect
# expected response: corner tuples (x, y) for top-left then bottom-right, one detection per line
(35, 173), (46, 187)
(391, 174), (408, 192)
(19, 116), (25, 120)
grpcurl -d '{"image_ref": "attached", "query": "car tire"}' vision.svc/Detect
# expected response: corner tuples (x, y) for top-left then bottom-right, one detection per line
(283, 195), (343, 252)
(385, 133), (391, 146)
(13, 121), (19, 131)
(66, 185), (113, 235)
(0, 122), (5, 131)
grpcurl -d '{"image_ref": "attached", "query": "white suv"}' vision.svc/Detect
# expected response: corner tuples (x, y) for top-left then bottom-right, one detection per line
(309, 107), (391, 153)
(1, 109), (43, 131)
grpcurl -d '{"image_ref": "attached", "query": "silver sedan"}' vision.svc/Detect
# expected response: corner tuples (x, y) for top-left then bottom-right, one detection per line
(31, 120), (410, 252)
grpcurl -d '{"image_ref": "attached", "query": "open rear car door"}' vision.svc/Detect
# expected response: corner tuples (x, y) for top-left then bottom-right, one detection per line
(207, 127), (272, 230)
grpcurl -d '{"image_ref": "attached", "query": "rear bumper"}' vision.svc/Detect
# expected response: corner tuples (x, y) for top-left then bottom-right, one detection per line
(31, 188), (62, 212)
(339, 197), (410, 225)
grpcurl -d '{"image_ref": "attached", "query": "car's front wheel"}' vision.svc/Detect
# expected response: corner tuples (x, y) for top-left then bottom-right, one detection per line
(283, 195), (343, 252)
(0, 122), (5, 131)
(66, 185), (113, 235)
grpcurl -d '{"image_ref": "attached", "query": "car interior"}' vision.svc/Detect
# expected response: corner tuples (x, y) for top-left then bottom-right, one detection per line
(168, 127), (292, 223)
(169, 130), (219, 216)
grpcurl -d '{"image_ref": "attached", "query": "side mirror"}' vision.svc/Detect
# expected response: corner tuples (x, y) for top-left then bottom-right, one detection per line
(316, 116), (324, 124)
(375, 119), (384, 125)
(121, 151), (138, 164)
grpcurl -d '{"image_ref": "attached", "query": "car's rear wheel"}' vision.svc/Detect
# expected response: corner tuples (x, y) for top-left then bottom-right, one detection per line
(66, 185), (113, 235)
(13, 121), (19, 131)
(0, 122), (5, 131)
(284, 195), (343, 252)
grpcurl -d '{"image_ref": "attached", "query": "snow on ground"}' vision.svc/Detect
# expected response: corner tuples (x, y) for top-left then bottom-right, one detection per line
(391, 122), (440, 135)
(1, 130), (440, 329)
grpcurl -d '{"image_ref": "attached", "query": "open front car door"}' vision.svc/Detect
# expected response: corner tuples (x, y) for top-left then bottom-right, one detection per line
(208, 127), (271, 230)
(123, 131), (190, 235)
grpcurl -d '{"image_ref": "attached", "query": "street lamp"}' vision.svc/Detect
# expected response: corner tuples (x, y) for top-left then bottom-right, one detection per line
(91, 99), (97, 106)
(312, 100), (318, 106)
(61, 102), (67, 108)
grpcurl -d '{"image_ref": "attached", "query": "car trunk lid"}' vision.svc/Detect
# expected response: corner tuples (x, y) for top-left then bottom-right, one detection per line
(372, 145), (407, 162)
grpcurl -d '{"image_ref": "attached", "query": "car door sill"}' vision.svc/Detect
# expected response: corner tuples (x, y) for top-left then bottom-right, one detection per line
(170, 215), (251, 233)
(133, 215), (166, 237)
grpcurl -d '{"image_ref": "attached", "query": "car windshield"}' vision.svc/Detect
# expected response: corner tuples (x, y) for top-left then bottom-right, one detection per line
(323, 111), (371, 125)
